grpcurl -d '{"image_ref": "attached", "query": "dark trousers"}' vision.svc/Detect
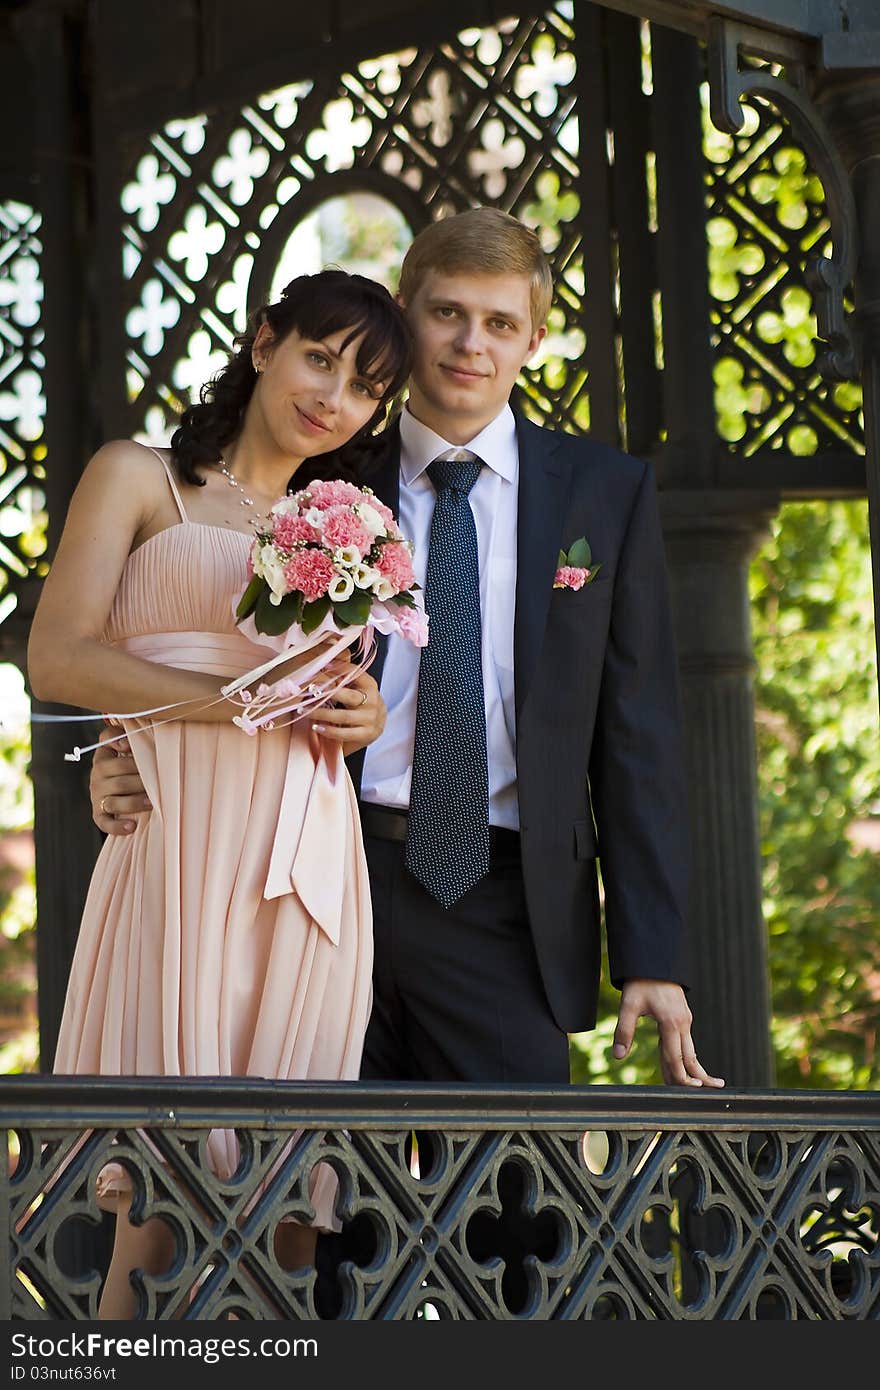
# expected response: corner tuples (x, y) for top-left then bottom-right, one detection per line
(315, 827), (570, 1315)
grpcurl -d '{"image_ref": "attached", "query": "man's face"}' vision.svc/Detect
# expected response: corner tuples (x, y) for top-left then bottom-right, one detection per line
(401, 270), (546, 444)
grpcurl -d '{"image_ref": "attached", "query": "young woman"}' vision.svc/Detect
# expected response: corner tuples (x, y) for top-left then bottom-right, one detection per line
(27, 269), (413, 1317)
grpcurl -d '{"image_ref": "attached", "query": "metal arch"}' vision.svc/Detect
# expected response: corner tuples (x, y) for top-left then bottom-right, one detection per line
(247, 167), (430, 312)
(707, 17), (860, 382)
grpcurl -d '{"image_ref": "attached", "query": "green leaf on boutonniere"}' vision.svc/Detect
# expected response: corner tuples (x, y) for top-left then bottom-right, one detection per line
(557, 548), (567, 568)
(567, 536), (592, 569)
(332, 591), (372, 627)
(301, 595), (331, 634)
(235, 574), (263, 622)
(254, 587), (303, 635)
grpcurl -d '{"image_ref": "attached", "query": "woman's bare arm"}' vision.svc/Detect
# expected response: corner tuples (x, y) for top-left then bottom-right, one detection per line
(28, 441), (237, 721)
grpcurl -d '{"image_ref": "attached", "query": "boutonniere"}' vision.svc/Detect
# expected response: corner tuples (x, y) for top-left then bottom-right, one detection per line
(554, 536), (601, 591)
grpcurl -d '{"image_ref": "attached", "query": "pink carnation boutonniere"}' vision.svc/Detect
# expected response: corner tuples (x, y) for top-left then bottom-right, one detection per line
(554, 536), (601, 590)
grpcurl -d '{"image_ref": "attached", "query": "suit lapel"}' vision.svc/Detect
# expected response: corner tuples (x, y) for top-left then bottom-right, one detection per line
(514, 414), (572, 720)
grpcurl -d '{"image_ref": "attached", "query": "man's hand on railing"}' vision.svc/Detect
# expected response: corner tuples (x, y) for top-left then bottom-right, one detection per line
(613, 979), (726, 1088)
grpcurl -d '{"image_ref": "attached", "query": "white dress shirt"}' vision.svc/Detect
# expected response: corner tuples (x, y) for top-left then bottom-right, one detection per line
(360, 402), (520, 830)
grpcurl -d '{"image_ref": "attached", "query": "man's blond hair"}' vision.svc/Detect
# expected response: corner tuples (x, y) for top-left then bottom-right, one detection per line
(398, 208), (553, 330)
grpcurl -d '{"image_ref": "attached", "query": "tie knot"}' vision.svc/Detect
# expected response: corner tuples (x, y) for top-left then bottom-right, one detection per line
(428, 449), (482, 497)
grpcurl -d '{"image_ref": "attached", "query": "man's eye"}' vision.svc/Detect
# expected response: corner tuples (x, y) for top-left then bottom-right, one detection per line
(437, 306), (456, 318)
(490, 319), (512, 331)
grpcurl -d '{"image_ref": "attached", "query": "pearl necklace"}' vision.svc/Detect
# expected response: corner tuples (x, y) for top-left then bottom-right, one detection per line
(217, 457), (285, 528)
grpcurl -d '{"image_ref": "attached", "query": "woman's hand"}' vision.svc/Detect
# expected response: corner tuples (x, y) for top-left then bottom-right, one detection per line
(90, 729), (151, 836)
(308, 665), (386, 757)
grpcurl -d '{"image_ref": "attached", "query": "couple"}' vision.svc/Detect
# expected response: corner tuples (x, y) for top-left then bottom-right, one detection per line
(29, 207), (723, 1318)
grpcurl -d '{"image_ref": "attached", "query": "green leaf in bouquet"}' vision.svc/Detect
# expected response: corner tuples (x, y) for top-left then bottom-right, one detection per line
(332, 591), (373, 627)
(557, 548), (567, 568)
(390, 590), (415, 608)
(301, 595), (331, 634)
(254, 587), (303, 636)
(567, 536), (593, 569)
(235, 574), (263, 622)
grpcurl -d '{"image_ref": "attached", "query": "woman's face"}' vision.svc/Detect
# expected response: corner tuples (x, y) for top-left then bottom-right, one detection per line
(250, 324), (388, 459)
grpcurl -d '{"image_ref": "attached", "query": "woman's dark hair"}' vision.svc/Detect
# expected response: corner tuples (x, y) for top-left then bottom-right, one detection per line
(170, 268), (413, 486)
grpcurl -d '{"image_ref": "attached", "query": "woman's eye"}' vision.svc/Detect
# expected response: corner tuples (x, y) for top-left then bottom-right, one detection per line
(308, 351), (330, 367)
(351, 381), (371, 396)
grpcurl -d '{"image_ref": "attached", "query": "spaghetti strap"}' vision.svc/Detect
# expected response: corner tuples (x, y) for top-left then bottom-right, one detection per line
(146, 445), (188, 522)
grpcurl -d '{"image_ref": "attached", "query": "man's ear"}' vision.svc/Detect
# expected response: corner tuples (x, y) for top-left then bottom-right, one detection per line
(524, 323), (548, 363)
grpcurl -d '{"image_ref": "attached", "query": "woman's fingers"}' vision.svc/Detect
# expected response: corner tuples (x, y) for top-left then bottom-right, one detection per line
(90, 731), (150, 834)
(310, 673), (385, 751)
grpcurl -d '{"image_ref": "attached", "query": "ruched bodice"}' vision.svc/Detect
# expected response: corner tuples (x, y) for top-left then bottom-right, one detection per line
(104, 522), (256, 646)
(54, 460), (373, 1234)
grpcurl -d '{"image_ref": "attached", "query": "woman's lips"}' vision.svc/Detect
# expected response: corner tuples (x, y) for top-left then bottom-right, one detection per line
(296, 406), (330, 433)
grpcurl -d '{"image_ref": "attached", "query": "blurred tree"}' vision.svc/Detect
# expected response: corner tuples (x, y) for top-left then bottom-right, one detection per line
(571, 500), (880, 1089)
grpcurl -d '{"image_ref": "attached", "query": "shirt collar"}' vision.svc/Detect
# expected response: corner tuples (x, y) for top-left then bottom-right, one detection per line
(399, 403), (517, 487)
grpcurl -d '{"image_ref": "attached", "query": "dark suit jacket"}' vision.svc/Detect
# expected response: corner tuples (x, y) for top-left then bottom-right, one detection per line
(347, 410), (690, 1034)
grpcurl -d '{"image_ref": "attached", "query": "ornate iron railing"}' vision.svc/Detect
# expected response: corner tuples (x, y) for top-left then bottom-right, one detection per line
(2, 1079), (878, 1320)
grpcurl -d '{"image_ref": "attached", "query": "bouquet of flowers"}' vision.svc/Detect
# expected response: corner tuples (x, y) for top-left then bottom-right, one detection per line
(221, 478), (428, 733)
(56, 479), (426, 761)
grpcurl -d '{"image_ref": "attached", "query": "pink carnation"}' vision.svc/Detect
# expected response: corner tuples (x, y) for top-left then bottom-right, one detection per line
(284, 549), (335, 602)
(321, 507), (374, 556)
(297, 479), (365, 510)
(553, 565), (590, 590)
(272, 513), (320, 550)
(376, 541), (415, 591)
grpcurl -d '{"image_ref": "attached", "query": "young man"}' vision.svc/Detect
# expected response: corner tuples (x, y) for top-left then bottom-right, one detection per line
(90, 208), (723, 1090)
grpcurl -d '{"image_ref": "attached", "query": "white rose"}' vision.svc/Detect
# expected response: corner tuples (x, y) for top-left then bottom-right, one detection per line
(353, 562), (380, 589)
(253, 543), (287, 604)
(354, 502), (386, 539)
(270, 496), (299, 517)
(328, 571), (355, 601)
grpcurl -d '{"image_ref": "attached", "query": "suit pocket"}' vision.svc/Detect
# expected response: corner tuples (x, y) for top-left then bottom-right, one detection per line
(551, 573), (612, 605)
(574, 818), (598, 859)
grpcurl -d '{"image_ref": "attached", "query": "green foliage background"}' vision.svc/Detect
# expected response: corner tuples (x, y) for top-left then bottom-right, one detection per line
(571, 500), (880, 1089)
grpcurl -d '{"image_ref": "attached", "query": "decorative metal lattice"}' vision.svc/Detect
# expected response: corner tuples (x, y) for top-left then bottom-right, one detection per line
(116, 5), (584, 446)
(703, 82), (864, 458)
(0, 199), (47, 635)
(6, 1082), (879, 1320)
(113, 6), (864, 468)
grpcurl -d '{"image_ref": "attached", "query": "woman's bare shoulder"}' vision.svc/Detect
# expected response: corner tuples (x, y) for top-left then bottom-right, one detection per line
(86, 438), (171, 471)
(78, 439), (177, 500)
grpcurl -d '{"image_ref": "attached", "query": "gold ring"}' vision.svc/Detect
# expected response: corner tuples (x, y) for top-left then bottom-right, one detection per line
(358, 690), (368, 707)
(100, 797), (110, 816)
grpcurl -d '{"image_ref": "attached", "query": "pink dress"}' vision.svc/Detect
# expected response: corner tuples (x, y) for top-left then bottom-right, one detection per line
(53, 452), (373, 1230)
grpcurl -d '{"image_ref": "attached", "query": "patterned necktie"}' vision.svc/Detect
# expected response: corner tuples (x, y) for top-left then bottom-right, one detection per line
(405, 448), (490, 908)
